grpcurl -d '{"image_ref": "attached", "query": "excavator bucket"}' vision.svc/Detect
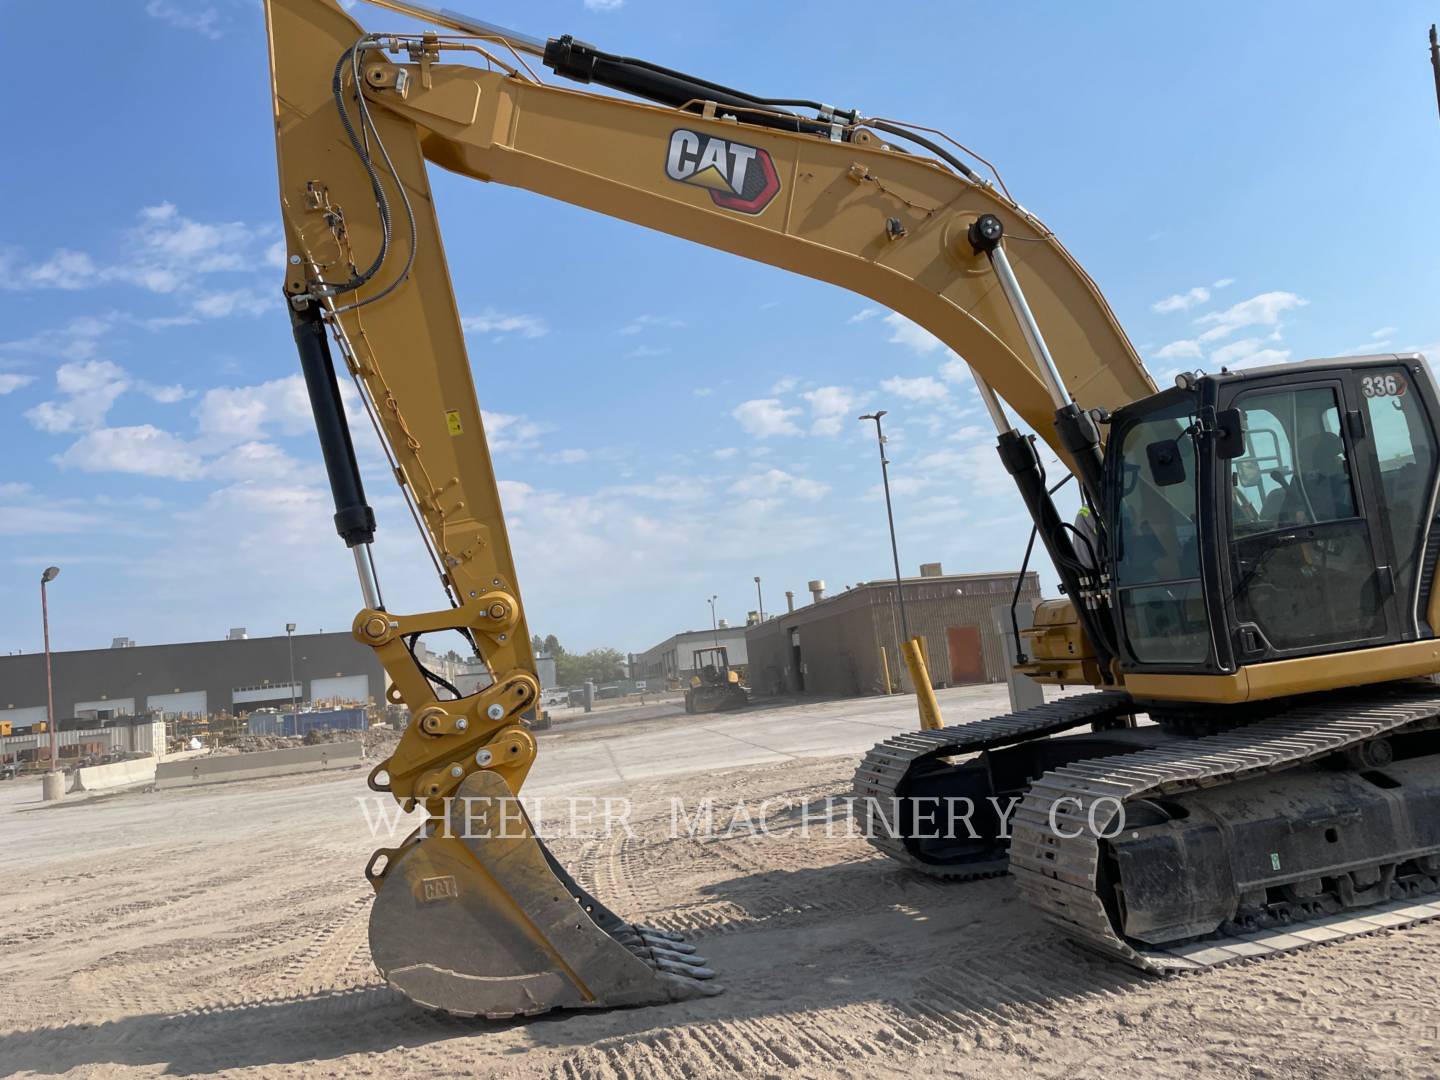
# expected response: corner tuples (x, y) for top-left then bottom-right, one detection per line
(367, 770), (718, 1018)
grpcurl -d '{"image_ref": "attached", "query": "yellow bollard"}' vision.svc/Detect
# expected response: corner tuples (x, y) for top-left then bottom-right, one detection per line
(879, 645), (893, 695)
(901, 637), (944, 731)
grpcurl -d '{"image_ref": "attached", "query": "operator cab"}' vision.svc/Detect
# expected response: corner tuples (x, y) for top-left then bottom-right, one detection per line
(1107, 353), (1440, 677)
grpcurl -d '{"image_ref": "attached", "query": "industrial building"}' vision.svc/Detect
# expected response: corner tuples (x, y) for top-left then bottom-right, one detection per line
(0, 715), (168, 767)
(0, 630), (386, 728)
(745, 566), (1041, 697)
(631, 625), (750, 685)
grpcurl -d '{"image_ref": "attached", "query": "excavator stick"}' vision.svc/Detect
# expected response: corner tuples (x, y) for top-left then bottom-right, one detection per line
(265, 0), (716, 1016)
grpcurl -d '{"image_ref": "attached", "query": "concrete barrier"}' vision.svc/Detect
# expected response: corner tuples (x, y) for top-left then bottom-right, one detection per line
(155, 742), (365, 790)
(71, 755), (159, 793)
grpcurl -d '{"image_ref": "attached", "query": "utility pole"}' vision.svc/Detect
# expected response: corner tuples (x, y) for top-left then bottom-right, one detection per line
(858, 411), (911, 645)
(753, 576), (764, 622)
(1431, 25), (1440, 120)
(286, 623), (298, 737)
(708, 595), (719, 644)
(40, 567), (61, 797)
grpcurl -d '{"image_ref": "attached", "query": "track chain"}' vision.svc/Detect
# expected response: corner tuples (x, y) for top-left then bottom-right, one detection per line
(852, 692), (1133, 878)
(1010, 688), (1440, 971)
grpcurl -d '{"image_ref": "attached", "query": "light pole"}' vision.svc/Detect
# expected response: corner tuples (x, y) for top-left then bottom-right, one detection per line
(1431, 25), (1440, 120)
(707, 595), (719, 644)
(859, 411), (911, 646)
(286, 623), (298, 736)
(40, 566), (60, 780)
(753, 576), (764, 622)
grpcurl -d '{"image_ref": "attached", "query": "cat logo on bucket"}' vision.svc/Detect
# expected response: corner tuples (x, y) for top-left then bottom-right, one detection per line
(665, 128), (781, 215)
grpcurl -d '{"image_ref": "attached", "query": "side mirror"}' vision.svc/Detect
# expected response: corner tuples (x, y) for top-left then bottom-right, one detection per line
(1216, 407), (1245, 459)
(1146, 439), (1187, 487)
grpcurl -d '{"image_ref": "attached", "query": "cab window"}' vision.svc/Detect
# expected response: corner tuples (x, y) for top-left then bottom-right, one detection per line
(1113, 400), (1209, 664)
(1360, 371), (1436, 618)
(1227, 385), (1382, 650)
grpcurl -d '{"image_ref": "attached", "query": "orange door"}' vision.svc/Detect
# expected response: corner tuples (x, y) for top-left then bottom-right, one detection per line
(946, 626), (985, 684)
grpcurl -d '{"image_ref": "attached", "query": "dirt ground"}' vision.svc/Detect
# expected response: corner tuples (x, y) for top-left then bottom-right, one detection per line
(1, 689), (1437, 1079)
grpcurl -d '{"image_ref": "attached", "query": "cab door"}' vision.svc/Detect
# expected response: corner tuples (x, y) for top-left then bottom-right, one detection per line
(1220, 376), (1398, 659)
(1349, 365), (1440, 636)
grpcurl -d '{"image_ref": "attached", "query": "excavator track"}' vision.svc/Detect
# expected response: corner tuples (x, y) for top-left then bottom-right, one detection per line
(1011, 688), (1440, 971)
(852, 692), (1133, 878)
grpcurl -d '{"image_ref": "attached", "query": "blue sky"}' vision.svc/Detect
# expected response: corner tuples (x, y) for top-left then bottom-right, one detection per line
(3, 0), (1440, 656)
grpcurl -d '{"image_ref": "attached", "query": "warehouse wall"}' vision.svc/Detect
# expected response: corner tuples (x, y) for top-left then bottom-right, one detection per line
(631, 627), (750, 683)
(0, 632), (385, 721)
(744, 574), (1041, 698)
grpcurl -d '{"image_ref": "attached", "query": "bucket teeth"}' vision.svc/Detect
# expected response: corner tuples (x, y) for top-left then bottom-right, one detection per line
(654, 958), (718, 980)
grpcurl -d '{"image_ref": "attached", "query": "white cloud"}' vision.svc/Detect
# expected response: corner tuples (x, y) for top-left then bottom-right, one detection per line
(771, 375), (799, 394)
(0, 498), (107, 536)
(627, 345), (669, 359)
(482, 410), (551, 453)
(3, 205), (265, 303)
(802, 385), (865, 436)
(880, 375), (948, 402)
(0, 315), (113, 362)
(541, 448), (589, 465)
(1372, 326), (1398, 339)
(25, 359), (130, 434)
(729, 467), (829, 501)
(1209, 338), (1290, 370)
(584, 0), (624, 9)
(1152, 286), (1210, 314)
(195, 375), (316, 442)
(189, 287), (270, 320)
(620, 314), (685, 335)
(1195, 291), (1306, 343)
(915, 442), (1013, 498)
(712, 447), (739, 460)
(848, 308), (878, 324)
(145, 0), (222, 38)
(204, 440), (309, 483)
(140, 382), (191, 404)
(733, 398), (802, 437)
(938, 357), (970, 383)
(461, 309), (549, 339)
(55, 425), (205, 480)
(692, 386), (713, 397)
(1153, 339), (1203, 361)
(0, 374), (33, 394)
(109, 203), (257, 294)
(18, 249), (99, 290)
(1212, 277), (1236, 289)
(883, 312), (945, 354)
(869, 474), (928, 499)
(946, 424), (989, 444)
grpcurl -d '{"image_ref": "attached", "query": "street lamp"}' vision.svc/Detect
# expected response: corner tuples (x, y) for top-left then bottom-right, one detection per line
(40, 566), (60, 783)
(285, 623), (298, 736)
(707, 595), (719, 644)
(858, 411), (911, 648)
(753, 575), (764, 622)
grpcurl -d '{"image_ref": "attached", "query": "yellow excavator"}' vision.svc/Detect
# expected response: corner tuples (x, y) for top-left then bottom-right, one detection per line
(265, 0), (1440, 1017)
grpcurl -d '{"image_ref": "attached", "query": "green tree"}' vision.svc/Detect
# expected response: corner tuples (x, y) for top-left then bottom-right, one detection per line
(544, 633), (563, 658)
(555, 647), (626, 686)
